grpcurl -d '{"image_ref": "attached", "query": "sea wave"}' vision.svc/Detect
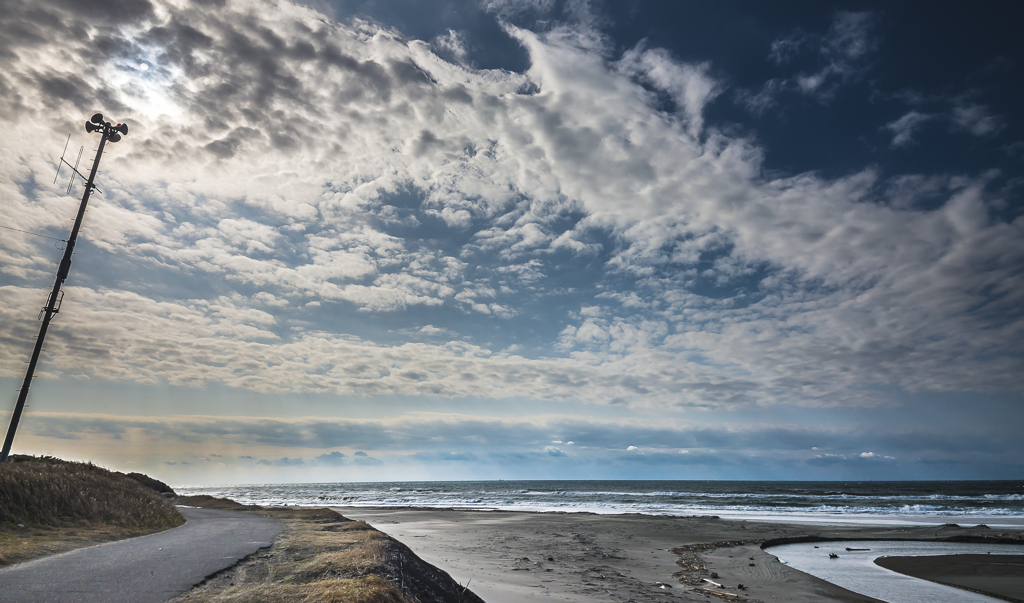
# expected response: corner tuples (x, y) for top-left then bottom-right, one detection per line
(173, 480), (1024, 518)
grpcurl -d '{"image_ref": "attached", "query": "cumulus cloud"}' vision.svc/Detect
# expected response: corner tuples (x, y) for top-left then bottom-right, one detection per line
(858, 451), (896, 461)
(617, 45), (720, 137)
(544, 445), (565, 456)
(315, 451), (347, 466)
(0, 0), (1021, 426)
(808, 451), (896, 465)
(432, 29), (470, 65)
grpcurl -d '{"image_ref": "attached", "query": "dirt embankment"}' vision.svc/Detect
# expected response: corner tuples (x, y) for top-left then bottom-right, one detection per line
(172, 497), (484, 603)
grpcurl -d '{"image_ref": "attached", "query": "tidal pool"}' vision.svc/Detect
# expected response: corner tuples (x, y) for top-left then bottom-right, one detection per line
(766, 540), (1024, 603)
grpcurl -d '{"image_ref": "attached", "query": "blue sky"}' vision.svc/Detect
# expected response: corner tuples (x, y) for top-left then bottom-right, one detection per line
(1, 0), (1022, 483)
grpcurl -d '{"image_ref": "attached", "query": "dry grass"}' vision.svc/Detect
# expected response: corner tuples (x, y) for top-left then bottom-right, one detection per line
(0, 456), (184, 566)
(0, 523), (168, 566)
(171, 501), (483, 603)
(172, 505), (409, 603)
(177, 495), (257, 511)
(180, 575), (407, 603)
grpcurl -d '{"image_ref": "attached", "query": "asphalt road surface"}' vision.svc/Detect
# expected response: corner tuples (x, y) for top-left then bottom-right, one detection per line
(0, 506), (284, 603)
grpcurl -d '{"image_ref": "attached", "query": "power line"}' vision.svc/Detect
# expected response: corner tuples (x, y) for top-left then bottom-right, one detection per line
(0, 224), (67, 243)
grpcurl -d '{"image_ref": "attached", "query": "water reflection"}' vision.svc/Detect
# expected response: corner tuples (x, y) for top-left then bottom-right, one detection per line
(767, 541), (1024, 603)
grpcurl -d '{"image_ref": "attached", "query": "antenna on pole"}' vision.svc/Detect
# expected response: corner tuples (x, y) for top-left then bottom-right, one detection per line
(53, 134), (101, 196)
(1, 113), (128, 462)
(52, 134), (70, 183)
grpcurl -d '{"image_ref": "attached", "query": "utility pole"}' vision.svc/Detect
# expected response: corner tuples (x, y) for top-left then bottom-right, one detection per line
(0, 113), (128, 462)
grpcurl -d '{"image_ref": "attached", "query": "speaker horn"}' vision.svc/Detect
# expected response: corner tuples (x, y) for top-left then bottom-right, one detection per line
(90, 113), (104, 124)
(114, 123), (128, 136)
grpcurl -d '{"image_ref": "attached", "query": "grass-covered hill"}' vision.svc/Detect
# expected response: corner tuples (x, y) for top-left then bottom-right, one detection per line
(0, 455), (184, 565)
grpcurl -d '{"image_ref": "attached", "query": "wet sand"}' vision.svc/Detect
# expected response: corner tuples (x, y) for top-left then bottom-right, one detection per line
(337, 507), (1023, 603)
(875, 554), (1024, 602)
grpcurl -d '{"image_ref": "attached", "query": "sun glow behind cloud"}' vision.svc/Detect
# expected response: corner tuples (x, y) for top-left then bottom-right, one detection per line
(104, 56), (184, 122)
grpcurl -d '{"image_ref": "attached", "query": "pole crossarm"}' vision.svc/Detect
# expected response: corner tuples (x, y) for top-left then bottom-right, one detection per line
(0, 114), (128, 462)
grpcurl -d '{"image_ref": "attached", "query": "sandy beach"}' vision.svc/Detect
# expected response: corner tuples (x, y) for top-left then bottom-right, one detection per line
(339, 508), (1024, 603)
(876, 554), (1024, 602)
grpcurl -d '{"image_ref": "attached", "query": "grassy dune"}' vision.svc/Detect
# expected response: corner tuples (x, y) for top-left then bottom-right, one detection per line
(0, 456), (184, 565)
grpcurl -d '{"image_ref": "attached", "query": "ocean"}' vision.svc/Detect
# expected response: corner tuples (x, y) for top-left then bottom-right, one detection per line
(175, 480), (1024, 522)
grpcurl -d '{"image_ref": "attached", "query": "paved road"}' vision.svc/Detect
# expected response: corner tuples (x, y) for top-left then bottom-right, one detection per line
(0, 506), (283, 603)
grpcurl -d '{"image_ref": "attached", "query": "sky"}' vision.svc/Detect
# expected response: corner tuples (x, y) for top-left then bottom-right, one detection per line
(1, 0), (1022, 484)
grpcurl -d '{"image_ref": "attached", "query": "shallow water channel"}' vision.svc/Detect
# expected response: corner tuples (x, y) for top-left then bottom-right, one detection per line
(765, 540), (1024, 603)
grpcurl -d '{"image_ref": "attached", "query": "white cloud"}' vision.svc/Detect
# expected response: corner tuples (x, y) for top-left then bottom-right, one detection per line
(952, 103), (1004, 137)
(433, 29), (469, 65)
(827, 12), (877, 61)
(735, 78), (786, 114)
(6, 409), (1016, 480)
(0, 0), (1021, 417)
(746, 11), (877, 106)
(859, 451), (895, 461)
(482, 0), (558, 20)
(618, 46), (719, 137)
(885, 111), (933, 146)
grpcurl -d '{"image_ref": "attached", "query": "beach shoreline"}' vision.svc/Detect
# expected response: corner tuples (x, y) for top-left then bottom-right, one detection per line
(336, 506), (1024, 603)
(875, 554), (1024, 602)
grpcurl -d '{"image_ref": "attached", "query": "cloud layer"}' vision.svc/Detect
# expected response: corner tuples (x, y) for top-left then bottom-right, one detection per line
(9, 408), (1019, 481)
(0, 0), (1021, 478)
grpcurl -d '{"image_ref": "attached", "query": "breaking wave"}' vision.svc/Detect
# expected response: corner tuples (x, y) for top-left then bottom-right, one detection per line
(175, 480), (1024, 520)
